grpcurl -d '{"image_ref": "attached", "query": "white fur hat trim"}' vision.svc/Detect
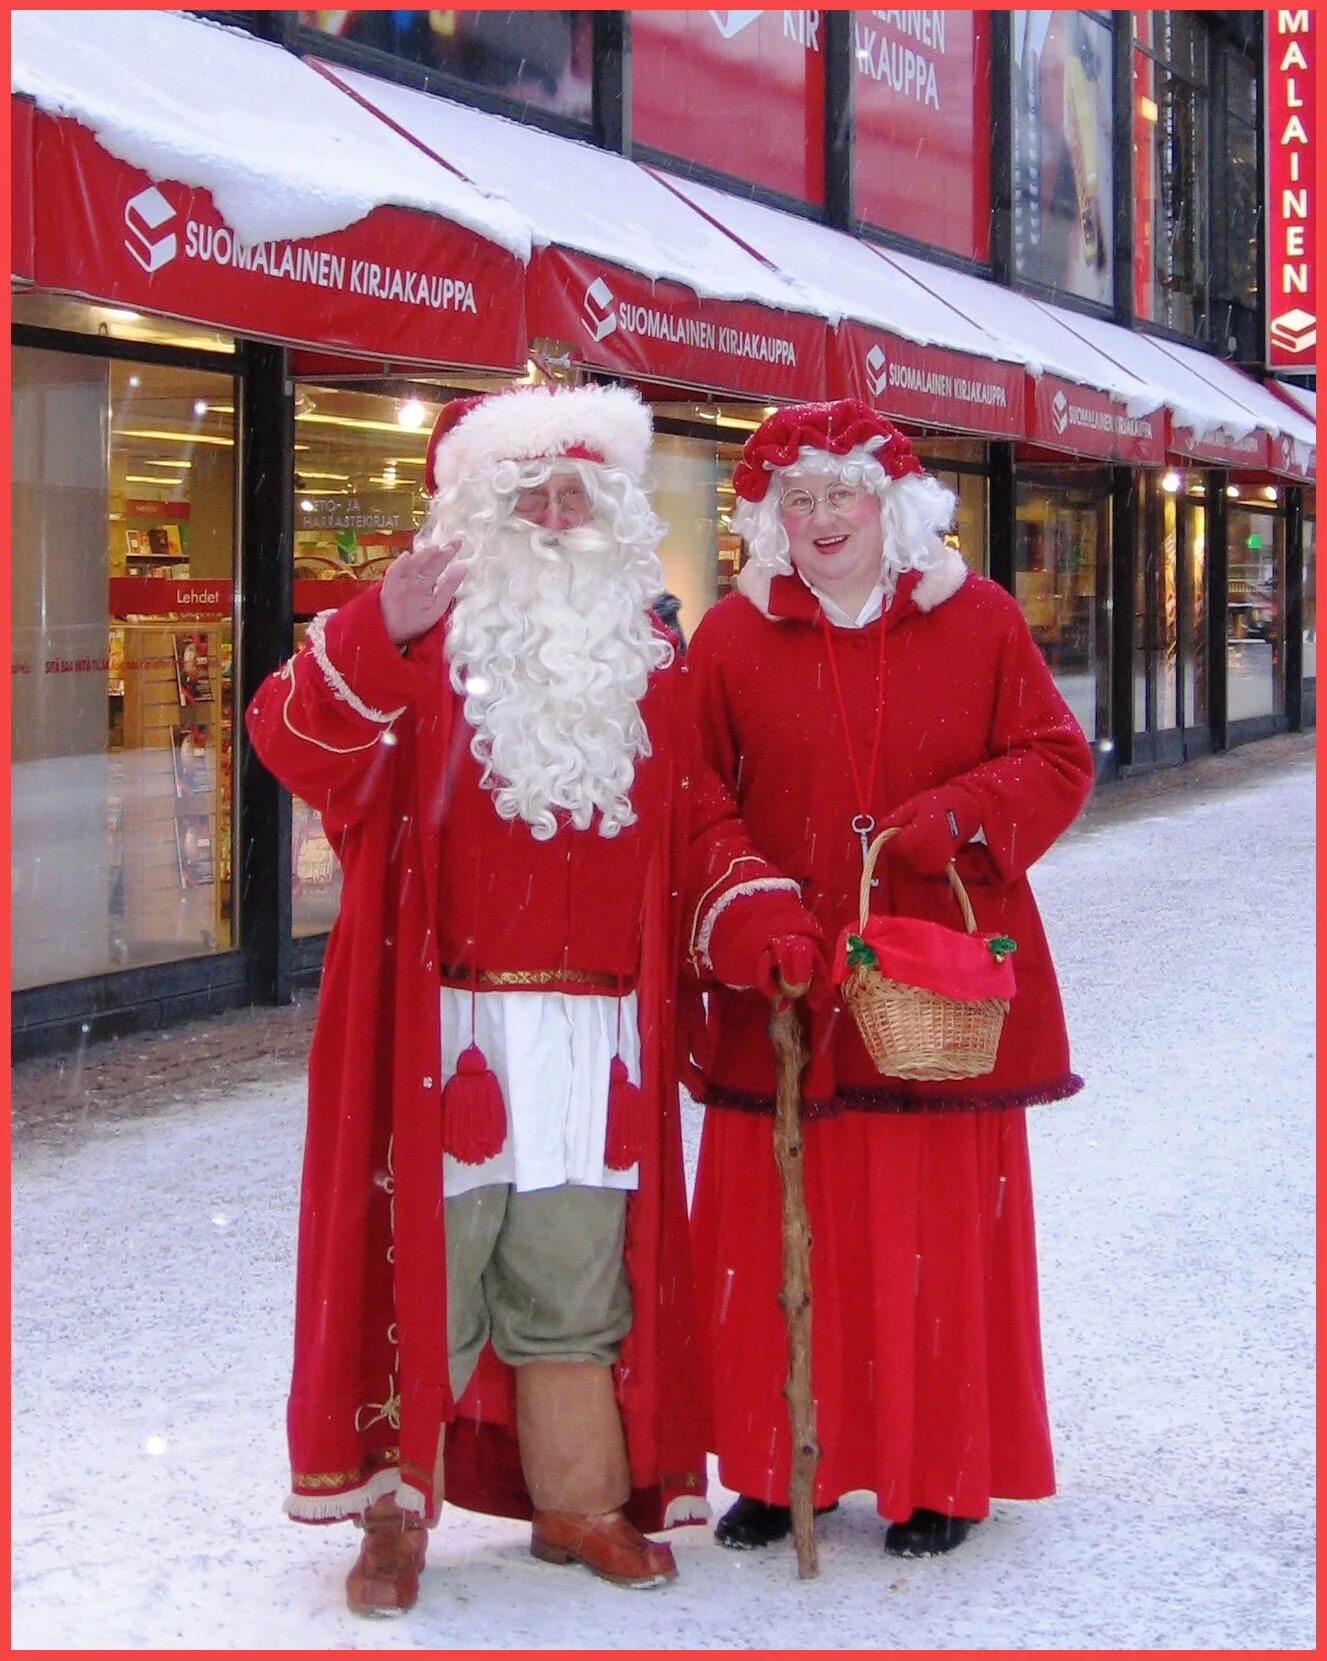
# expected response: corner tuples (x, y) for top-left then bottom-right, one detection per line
(431, 383), (652, 496)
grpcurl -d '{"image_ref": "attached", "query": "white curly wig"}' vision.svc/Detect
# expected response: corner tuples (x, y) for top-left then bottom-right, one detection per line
(732, 443), (958, 604)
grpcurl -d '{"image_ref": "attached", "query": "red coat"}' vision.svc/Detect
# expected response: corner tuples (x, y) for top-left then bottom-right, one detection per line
(682, 557), (1093, 1517)
(683, 561), (1094, 1112)
(245, 587), (708, 1529)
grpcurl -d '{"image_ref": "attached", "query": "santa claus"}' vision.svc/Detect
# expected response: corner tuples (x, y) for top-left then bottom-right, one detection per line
(246, 383), (710, 1615)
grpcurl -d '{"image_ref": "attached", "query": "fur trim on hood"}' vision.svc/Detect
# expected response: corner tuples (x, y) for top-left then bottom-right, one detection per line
(430, 383), (652, 496)
(735, 545), (970, 621)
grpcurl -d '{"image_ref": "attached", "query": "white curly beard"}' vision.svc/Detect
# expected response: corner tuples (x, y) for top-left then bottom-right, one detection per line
(444, 517), (672, 840)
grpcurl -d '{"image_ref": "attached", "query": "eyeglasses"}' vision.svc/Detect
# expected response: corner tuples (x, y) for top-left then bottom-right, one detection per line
(779, 482), (866, 519)
(513, 482), (592, 520)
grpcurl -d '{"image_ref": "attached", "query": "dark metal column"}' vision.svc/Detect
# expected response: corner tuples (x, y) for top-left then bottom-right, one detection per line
(1109, 466), (1138, 769)
(238, 342), (293, 1005)
(988, 10), (1013, 285)
(823, 9), (855, 233)
(1284, 485), (1304, 730)
(593, 11), (630, 157)
(988, 441), (1015, 592)
(1205, 471), (1230, 749)
(1111, 11), (1135, 327)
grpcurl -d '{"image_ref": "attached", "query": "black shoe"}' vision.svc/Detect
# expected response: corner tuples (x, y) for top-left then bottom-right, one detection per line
(715, 1495), (838, 1551)
(884, 1508), (976, 1558)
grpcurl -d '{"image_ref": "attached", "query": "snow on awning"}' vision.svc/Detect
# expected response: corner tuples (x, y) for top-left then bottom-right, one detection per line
(11, 94), (35, 284)
(877, 254), (1169, 463)
(317, 62), (828, 402)
(11, 11), (531, 368)
(655, 173), (1027, 440)
(1269, 380), (1316, 425)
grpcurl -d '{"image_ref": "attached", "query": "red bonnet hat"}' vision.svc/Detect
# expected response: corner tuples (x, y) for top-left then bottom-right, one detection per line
(731, 398), (923, 503)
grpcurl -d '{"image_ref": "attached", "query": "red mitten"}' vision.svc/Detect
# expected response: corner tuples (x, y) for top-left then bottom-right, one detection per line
(702, 888), (825, 995)
(755, 933), (832, 1006)
(882, 785), (983, 876)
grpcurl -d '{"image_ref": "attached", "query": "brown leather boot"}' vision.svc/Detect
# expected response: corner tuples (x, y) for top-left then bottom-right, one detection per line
(345, 1500), (429, 1617)
(517, 1360), (678, 1590)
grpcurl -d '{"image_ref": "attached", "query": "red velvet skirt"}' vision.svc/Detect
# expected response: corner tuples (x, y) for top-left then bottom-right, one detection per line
(689, 1105), (1056, 1522)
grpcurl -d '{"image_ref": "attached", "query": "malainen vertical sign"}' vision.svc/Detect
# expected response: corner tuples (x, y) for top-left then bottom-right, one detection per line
(1265, 10), (1315, 369)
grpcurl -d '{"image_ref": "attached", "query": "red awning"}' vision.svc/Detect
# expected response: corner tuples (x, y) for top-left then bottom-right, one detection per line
(315, 62), (829, 403)
(828, 319), (1025, 438)
(11, 94), (35, 284)
(1024, 373), (1168, 464)
(527, 246), (825, 402)
(27, 108), (527, 370)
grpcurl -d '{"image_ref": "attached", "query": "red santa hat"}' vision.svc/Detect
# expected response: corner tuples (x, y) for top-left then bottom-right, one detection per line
(425, 383), (653, 497)
(731, 398), (923, 503)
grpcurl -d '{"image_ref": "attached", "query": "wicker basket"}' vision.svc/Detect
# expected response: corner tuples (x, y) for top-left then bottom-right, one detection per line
(841, 827), (1010, 1081)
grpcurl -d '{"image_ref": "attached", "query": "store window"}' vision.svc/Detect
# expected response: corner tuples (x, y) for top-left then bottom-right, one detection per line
(11, 345), (238, 989)
(1215, 50), (1260, 358)
(855, 10), (990, 262)
(297, 10), (594, 125)
(1227, 490), (1287, 722)
(914, 440), (990, 576)
(631, 10), (825, 206)
(1015, 473), (1111, 740)
(1012, 11), (1115, 307)
(1133, 11), (1211, 337)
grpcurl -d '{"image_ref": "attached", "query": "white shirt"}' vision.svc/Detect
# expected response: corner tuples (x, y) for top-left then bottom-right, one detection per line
(802, 576), (888, 628)
(440, 987), (640, 1198)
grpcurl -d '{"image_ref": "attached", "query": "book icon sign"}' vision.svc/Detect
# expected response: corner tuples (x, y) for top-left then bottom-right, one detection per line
(1270, 308), (1316, 356)
(124, 184), (178, 275)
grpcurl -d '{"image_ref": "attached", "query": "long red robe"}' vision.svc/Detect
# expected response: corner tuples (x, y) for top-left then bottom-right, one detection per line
(245, 586), (708, 1529)
(682, 562), (1094, 1519)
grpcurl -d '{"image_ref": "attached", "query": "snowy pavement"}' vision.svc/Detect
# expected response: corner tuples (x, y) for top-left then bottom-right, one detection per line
(11, 756), (1316, 1651)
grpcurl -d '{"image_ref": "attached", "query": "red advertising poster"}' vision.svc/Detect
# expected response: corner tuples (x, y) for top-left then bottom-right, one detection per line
(631, 10), (825, 206)
(829, 323), (1023, 438)
(12, 95), (35, 283)
(1265, 10), (1315, 369)
(529, 247), (827, 402)
(1011, 11), (1114, 306)
(854, 11), (990, 262)
(31, 112), (527, 370)
(1028, 376), (1166, 463)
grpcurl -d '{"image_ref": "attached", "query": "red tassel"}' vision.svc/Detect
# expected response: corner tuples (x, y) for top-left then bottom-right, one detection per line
(442, 1044), (507, 1164)
(604, 1055), (644, 1171)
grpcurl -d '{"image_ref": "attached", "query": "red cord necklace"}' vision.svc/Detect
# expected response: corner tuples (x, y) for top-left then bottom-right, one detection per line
(819, 607), (888, 870)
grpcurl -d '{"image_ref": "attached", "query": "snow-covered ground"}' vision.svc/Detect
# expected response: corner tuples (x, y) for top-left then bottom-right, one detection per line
(11, 759), (1315, 1651)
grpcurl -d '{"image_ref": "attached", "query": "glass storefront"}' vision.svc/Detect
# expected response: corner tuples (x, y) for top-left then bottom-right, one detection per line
(1227, 489), (1287, 722)
(1015, 472), (1111, 740)
(288, 376), (512, 936)
(1133, 471), (1210, 746)
(11, 340), (238, 989)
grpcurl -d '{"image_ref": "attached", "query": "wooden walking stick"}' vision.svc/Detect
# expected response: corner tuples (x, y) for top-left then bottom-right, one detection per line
(768, 994), (820, 1580)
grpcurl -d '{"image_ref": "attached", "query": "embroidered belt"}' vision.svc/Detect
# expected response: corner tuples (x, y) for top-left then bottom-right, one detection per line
(438, 964), (631, 993)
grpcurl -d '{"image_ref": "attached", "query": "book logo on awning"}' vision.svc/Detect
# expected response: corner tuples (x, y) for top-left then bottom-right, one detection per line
(582, 278), (618, 343)
(707, 12), (763, 41)
(864, 344), (889, 399)
(124, 185), (178, 274)
(1051, 389), (1070, 435)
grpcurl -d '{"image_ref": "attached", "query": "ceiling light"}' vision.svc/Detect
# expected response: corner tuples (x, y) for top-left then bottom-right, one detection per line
(193, 400), (209, 417)
(1263, 486), (1279, 501)
(124, 474), (184, 486)
(114, 428), (233, 447)
(300, 499), (315, 512)
(297, 469), (351, 481)
(1226, 485), (1240, 498)
(1139, 95), (1158, 123)
(128, 374), (141, 389)
(397, 399), (428, 430)
(1161, 471), (1181, 493)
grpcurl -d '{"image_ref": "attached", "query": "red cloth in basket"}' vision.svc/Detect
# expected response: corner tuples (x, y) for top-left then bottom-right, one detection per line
(833, 915), (1016, 1003)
